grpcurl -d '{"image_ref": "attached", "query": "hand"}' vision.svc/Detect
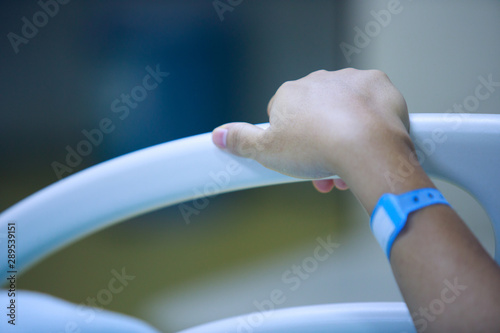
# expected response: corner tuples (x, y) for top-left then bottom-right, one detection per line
(212, 68), (500, 333)
(212, 68), (414, 211)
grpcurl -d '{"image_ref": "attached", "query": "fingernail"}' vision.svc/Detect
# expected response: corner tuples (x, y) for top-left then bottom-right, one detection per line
(335, 178), (348, 189)
(212, 127), (228, 149)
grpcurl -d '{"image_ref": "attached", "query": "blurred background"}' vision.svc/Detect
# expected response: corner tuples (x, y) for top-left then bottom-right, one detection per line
(1, 0), (499, 332)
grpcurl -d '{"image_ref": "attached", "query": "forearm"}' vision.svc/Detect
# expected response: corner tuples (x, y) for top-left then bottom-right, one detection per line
(347, 157), (500, 332)
(391, 197), (500, 332)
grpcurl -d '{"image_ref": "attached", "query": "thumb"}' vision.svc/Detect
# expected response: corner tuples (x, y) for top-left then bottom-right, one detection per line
(212, 122), (265, 159)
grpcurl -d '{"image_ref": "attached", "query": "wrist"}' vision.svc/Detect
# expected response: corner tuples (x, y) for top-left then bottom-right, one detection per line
(332, 134), (434, 214)
(370, 188), (450, 258)
(359, 168), (435, 215)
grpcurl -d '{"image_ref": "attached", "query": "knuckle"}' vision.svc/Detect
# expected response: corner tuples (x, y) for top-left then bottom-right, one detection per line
(279, 80), (295, 90)
(341, 67), (359, 74)
(229, 123), (257, 158)
(369, 69), (389, 80)
(275, 80), (297, 100)
(229, 124), (246, 151)
(309, 69), (329, 77)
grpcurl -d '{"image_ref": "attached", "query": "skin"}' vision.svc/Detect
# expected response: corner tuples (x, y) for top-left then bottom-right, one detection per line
(211, 68), (500, 332)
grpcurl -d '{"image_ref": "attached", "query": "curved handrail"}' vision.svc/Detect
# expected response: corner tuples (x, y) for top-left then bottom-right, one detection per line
(0, 114), (499, 281)
(177, 302), (416, 333)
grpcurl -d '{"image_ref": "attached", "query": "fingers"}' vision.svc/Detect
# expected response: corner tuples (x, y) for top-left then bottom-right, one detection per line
(212, 122), (265, 159)
(312, 178), (349, 193)
(312, 179), (335, 193)
(334, 178), (349, 190)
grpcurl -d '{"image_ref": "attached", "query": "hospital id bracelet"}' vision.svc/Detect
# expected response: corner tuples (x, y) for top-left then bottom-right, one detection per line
(370, 188), (450, 259)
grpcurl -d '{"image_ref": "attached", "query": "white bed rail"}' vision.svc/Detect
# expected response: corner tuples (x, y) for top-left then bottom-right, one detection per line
(1, 113), (499, 279)
(1, 113), (498, 333)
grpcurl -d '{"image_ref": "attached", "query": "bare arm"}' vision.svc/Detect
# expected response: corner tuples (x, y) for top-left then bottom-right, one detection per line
(390, 177), (500, 332)
(211, 68), (500, 332)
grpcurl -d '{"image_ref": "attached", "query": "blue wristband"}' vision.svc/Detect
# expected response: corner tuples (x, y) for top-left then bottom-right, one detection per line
(370, 188), (450, 259)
